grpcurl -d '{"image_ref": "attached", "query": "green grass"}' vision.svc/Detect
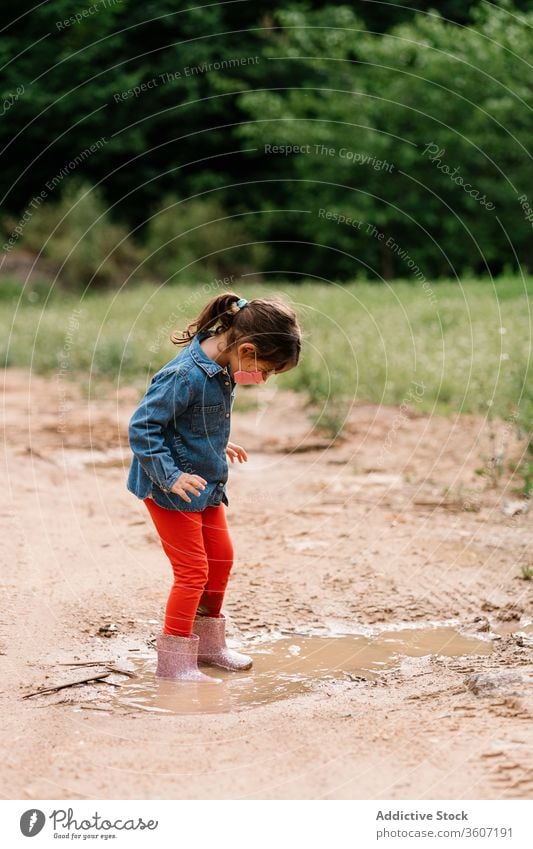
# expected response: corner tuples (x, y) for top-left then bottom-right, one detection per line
(519, 564), (533, 581)
(1, 276), (531, 436)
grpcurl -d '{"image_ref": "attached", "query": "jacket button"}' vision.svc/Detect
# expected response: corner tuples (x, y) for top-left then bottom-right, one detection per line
(225, 412), (230, 417)
(224, 381), (230, 386)
(218, 482), (224, 487)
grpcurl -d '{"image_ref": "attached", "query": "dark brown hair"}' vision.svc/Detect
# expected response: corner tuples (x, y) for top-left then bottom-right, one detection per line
(170, 291), (301, 369)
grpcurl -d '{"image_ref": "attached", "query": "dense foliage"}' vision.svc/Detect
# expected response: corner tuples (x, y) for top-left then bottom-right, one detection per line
(1, 1), (532, 283)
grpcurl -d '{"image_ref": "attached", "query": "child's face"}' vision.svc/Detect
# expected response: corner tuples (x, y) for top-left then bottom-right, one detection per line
(232, 343), (294, 383)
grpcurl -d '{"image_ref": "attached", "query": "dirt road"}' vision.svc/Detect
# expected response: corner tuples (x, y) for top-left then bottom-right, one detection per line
(1, 368), (532, 799)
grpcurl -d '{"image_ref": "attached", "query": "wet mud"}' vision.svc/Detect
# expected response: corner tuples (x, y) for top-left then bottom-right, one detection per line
(108, 627), (494, 715)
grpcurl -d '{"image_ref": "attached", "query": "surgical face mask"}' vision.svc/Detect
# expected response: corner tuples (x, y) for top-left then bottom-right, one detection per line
(233, 349), (264, 385)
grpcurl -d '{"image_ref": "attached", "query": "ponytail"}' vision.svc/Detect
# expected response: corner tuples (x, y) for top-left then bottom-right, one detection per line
(170, 290), (301, 371)
(170, 291), (242, 346)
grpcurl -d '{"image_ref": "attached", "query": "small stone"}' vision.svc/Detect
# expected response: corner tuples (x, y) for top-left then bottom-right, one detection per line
(501, 500), (530, 517)
(464, 670), (528, 697)
(98, 624), (118, 637)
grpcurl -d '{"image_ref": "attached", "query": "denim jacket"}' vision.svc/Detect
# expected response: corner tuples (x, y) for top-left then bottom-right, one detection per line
(126, 329), (236, 511)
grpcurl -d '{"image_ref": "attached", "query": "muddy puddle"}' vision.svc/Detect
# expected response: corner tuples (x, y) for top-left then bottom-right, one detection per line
(98, 626), (494, 716)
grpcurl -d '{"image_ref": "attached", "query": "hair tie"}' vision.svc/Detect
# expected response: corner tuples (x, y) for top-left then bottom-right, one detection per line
(231, 297), (248, 313)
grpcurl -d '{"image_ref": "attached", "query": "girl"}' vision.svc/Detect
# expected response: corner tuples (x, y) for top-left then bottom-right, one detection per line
(127, 291), (301, 682)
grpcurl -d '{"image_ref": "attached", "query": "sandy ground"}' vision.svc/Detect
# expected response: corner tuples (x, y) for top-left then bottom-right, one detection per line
(1, 367), (532, 800)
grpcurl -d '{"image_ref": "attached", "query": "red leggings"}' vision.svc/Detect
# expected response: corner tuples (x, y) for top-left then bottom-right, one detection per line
(143, 498), (234, 637)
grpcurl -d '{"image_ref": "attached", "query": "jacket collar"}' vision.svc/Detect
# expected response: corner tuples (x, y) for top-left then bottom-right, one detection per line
(189, 330), (230, 379)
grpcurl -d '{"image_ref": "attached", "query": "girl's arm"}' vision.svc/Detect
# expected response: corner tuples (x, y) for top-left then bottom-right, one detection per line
(128, 367), (192, 493)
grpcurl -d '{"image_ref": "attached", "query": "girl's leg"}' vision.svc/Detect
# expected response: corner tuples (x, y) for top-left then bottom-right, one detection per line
(143, 499), (209, 637)
(197, 504), (234, 617)
(192, 505), (252, 671)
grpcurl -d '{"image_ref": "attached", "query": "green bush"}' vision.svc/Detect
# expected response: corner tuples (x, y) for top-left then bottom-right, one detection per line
(0, 277), (62, 304)
(15, 182), (142, 289)
(142, 197), (269, 283)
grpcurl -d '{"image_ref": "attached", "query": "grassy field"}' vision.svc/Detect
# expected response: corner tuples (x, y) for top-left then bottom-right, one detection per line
(1, 276), (531, 438)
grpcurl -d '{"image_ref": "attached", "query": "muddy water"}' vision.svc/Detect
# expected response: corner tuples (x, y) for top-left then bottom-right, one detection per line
(105, 627), (493, 716)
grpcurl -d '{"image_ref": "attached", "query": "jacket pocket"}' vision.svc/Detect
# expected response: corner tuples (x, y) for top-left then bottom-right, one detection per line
(191, 403), (225, 434)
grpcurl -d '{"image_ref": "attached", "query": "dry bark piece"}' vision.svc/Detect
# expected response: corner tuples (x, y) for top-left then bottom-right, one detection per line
(104, 665), (136, 678)
(23, 672), (112, 699)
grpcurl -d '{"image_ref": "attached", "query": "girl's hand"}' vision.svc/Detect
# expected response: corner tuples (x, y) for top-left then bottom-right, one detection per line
(170, 473), (207, 503)
(226, 441), (248, 464)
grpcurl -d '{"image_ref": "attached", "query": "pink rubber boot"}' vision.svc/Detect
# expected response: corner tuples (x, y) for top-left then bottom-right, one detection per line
(193, 614), (253, 671)
(155, 632), (222, 682)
